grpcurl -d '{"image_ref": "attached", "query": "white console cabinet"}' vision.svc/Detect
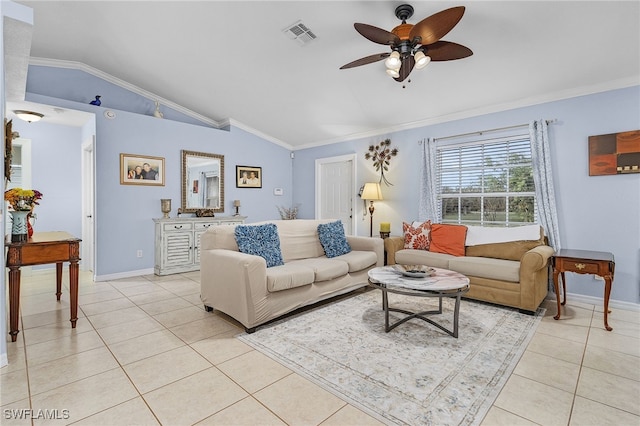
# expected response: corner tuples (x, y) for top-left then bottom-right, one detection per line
(153, 216), (246, 275)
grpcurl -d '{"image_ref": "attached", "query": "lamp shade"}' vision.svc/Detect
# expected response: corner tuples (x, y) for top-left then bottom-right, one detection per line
(233, 199), (241, 207)
(361, 182), (383, 201)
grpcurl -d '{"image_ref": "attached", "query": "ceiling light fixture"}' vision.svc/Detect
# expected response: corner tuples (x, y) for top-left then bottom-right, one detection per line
(384, 51), (401, 69)
(14, 110), (44, 123)
(414, 50), (431, 69)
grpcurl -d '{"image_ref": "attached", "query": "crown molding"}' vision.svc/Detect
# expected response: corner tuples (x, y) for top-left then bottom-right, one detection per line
(220, 118), (293, 150)
(29, 57), (221, 128)
(294, 76), (640, 150)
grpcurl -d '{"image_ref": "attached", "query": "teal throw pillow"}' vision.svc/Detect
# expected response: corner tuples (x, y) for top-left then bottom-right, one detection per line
(235, 223), (284, 268)
(317, 220), (351, 258)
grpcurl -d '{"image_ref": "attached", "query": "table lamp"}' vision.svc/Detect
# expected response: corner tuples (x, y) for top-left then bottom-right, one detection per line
(361, 182), (383, 237)
(233, 199), (241, 216)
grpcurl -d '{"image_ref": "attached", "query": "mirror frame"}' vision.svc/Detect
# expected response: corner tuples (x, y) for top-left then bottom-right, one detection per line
(181, 150), (225, 214)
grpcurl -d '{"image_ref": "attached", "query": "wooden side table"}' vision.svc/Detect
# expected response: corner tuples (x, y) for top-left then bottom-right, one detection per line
(552, 249), (615, 331)
(6, 231), (81, 342)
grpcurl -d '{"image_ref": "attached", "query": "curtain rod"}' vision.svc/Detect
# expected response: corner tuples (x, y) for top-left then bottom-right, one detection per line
(422, 119), (557, 144)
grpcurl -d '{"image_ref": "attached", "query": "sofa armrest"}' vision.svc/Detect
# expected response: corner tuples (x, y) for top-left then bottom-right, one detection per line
(347, 235), (385, 266)
(383, 236), (404, 265)
(519, 245), (555, 311)
(520, 245), (554, 273)
(200, 248), (267, 328)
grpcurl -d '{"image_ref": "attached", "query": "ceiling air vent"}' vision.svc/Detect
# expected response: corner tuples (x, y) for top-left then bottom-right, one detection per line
(282, 20), (317, 46)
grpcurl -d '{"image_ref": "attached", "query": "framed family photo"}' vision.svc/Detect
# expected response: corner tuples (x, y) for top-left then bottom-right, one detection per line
(120, 153), (165, 186)
(236, 165), (262, 188)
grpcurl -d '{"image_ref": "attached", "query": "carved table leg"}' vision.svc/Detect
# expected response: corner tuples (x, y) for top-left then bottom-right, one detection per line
(69, 260), (79, 328)
(560, 271), (567, 305)
(8, 266), (21, 342)
(603, 274), (613, 331)
(553, 267), (562, 321)
(56, 262), (63, 301)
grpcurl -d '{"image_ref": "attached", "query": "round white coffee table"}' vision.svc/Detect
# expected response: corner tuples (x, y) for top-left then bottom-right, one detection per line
(368, 266), (470, 338)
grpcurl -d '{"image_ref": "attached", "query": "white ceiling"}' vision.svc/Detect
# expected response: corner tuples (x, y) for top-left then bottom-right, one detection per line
(9, 1), (640, 149)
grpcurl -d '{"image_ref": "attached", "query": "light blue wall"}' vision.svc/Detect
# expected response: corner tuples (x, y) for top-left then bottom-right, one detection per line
(20, 90), (292, 278)
(293, 86), (640, 305)
(20, 64), (640, 304)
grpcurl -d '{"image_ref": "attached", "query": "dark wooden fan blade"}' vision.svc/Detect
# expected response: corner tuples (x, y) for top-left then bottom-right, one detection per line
(354, 23), (400, 45)
(425, 41), (473, 61)
(340, 52), (390, 69)
(394, 55), (415, 82)
(409, 6), (465, 46)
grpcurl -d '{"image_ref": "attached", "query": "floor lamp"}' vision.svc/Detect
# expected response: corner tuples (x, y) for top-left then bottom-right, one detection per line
(361, 182), (383, 237)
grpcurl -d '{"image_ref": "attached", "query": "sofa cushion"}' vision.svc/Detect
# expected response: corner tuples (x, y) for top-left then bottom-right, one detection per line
(465, 226), (545, 261)
(429, 224), (468, 256)
(235, 223), (284, 268)
(448, 257), (520, 283)
(317, 220), (352, 258)
(395, 249), (454, 269)
(288, 258), (350, 282)
(334, 250), (378, 273)
(266, 264), (315, 292)
(466, 239), (544, 261)
(403, 220), (431, 250)
(275, 219), (329, 262)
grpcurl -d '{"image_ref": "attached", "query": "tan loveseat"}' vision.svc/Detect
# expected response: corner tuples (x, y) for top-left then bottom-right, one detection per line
(200, 219), (384, 332)
(385, 225), (554, 313)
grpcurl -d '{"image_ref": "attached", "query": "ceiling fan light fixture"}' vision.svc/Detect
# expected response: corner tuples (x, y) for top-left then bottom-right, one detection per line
(384, 51), (401, 69)
(14, 110), (44, 123)
(386, 68), (400, 78)
(414, 51), (431, 69)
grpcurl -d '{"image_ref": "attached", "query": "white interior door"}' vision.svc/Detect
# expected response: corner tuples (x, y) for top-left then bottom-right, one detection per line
(81, 137), (95, 273)
(315, 154), (356, 235)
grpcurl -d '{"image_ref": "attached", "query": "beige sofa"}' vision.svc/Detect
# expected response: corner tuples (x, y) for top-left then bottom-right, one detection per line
(385, 225), (554, 313)
(200, 219), (384, 332)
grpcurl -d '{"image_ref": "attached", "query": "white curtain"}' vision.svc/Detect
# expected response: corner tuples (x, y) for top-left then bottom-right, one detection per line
(418, 138), (439, 222)
(529, 120), (561, 250)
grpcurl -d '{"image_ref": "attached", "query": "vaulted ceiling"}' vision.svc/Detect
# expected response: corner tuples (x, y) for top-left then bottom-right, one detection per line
(10, 1), (640, 148)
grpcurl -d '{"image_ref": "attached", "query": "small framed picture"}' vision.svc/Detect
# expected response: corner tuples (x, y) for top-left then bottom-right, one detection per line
(120, 153), (165, 186)
(236, 165), (262, 188)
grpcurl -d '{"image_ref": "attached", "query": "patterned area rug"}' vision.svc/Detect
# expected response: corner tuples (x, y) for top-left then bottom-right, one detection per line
(238, 290), (544, 425)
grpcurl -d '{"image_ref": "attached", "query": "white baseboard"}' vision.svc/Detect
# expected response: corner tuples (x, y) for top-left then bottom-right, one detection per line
(95, 268), (155, 282)
(546, 292), (640, 312)
(0, 353), (8, 368)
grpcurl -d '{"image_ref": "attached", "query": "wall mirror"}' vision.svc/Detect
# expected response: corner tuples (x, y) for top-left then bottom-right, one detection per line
(181, 150), (224, 214)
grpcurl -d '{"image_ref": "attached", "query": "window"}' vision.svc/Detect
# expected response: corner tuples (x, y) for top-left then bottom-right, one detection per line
(436, 135), (536, 226)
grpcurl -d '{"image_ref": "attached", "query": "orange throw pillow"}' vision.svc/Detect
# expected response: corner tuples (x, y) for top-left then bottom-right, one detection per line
(403, 221), (431, 250)
(429, 224), (468, 256)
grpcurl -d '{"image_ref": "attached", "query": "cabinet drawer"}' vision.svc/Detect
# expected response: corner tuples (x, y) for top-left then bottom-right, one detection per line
(163, 222), (193, 232)
(194, 222), (217, 230)
(560, 259), (600, 274)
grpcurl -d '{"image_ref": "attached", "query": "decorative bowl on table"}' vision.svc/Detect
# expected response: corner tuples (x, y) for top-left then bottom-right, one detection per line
(393, 264), (435, 278)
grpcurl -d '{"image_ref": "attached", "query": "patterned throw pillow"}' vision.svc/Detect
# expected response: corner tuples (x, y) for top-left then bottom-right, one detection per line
(234, 223), (284, 267)
(403, 220), (431, 250)
(317, 220), (352, 258)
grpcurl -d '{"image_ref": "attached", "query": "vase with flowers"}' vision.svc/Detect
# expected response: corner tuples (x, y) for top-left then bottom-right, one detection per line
(4, 188), (43, 242)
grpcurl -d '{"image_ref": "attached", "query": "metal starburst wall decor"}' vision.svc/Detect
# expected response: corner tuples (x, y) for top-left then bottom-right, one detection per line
(365, 139), (399, 186)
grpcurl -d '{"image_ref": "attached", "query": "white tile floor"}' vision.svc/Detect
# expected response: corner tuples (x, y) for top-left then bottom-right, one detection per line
(2, 269), (639, 425)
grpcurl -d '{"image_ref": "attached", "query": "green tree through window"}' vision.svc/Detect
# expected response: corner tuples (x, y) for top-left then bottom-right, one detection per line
(437, 137), (536, 226)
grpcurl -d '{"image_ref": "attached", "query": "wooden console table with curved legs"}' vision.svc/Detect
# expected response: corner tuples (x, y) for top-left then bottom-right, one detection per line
(6, 232), (81, 342)
(552, 249), (615, 331)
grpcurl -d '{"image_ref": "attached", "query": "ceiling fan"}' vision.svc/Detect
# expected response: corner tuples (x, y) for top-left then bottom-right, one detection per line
(340, 4), (472, 83)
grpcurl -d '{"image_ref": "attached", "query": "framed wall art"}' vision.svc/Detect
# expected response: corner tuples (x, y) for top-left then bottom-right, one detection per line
(236, 165), (262, 188)
(589, 130), (640, 176)
(120, 153), (165, 185)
